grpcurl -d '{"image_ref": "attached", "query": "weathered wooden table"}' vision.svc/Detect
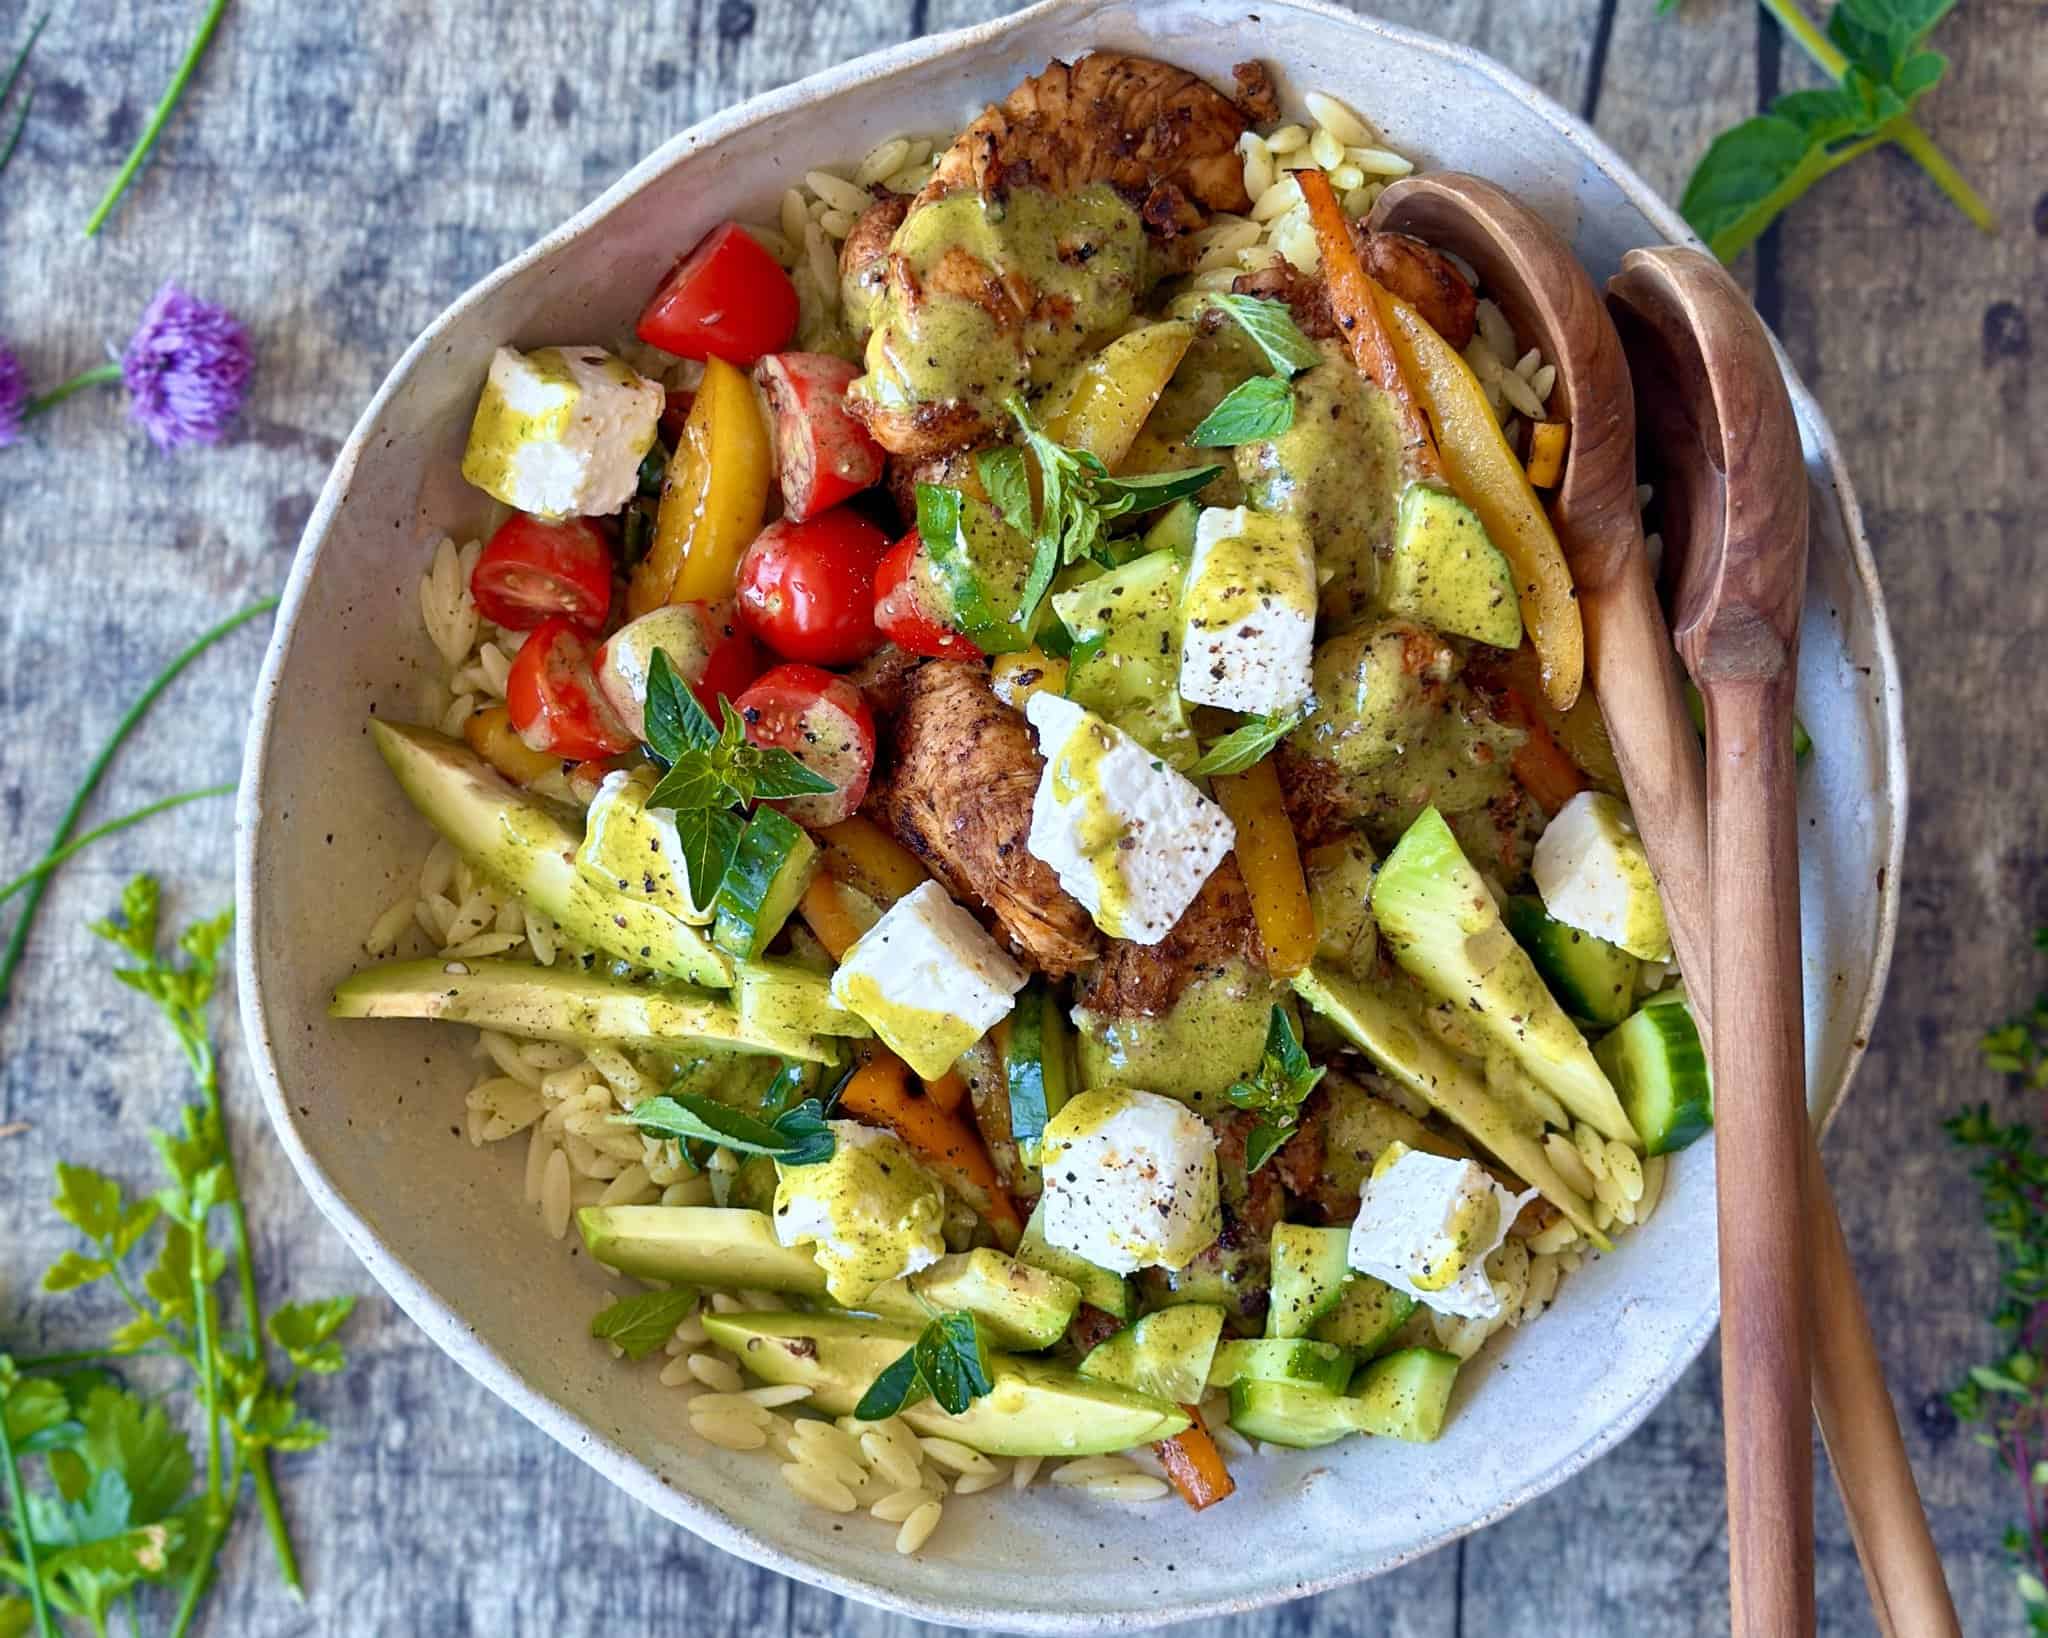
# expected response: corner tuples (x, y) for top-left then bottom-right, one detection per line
(0, 0), (2039, 1631)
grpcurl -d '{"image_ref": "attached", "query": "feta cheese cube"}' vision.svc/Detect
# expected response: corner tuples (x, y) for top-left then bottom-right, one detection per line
(1024, 693), (1236, 945)
(1347, 1143), (1535, 1321)
(1532, 790), (1673, 961)
(773, 1121), (946, 1304)
(829, 881), (1027, 1078)
(461, 345), (662, 519)
(1178, 506), (1317, 714)
(1038, 1088), (1220, 1274)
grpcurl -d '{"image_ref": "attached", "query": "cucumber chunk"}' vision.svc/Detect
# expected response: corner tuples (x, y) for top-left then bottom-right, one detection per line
(1004, 979), (1073, 1168)
(1310, 1275), (1416, 1357)
(1018, 1200), (1132, 1321)
(1080, 1304), (1226, 1404)
(1350, 1347), (1460, 1442)
(1208, 1337), (1353, 1396)
(1596, 998), (1712, 1155)
(1052, 547), (1197, 768)
(1266, 1223), (1353, 1339)
(713, 806), (819, 961)
(1503, 895), (1640, 1028)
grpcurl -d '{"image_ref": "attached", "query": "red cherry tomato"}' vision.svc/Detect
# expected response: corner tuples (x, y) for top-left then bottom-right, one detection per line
(470, 514), (614, 633)
(636, 223), (799, 366)
(753, 353), (886, 522)
(735, 509), (890, 667)
(873, 531), (980, 659)
(506, 619), (636, 760)
(734, 664), (878, 829)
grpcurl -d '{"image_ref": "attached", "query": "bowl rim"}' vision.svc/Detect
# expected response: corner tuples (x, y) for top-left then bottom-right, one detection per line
(234, 0), (1907, 1626)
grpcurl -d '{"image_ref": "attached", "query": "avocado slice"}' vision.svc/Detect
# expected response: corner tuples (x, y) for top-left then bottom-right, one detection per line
(1370, 807), (1634, 1144)
(577, 1207), (1078, 1349)
(331, 958), (835, 1060)
(1079, 1304), (1226, 1405)
(1292, 962), (1610, 1249)
(370, 720), (731, 986)
(1381, 486), (1521, 649)
(703, 1311), (1190, 1456)
(1017, 1199), (1132, 1320)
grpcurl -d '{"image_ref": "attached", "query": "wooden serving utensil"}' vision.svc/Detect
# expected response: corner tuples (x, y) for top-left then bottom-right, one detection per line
(1370, 180), (1954, 1637)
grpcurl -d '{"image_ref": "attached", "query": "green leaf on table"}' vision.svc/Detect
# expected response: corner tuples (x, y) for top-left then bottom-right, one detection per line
(1188, 374), (1296, 447)
(268, 1296), (356, 1375)
(42, 1249), (113, 1293)
(72, 1384), (193, 1525)
(590, 1288), (699, 1361)
(52, 1163), (126, 1241)
(0, 1596), (34, 1638)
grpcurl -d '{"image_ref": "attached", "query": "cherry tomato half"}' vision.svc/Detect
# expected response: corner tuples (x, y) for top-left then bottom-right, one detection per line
(873, 531), (980, 660)
(734, 663), (878, 829)
(753, 353), (886, 522)
(470, 514), (614, 633)
(636, 223), (799, 366)
(735, 509), (890, 667)
(595, 602), (763, 739)
(506, 618), (636, 760)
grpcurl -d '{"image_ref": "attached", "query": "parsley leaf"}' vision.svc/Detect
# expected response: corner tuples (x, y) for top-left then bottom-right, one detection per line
(1205, 293), (1322, 376)
(641, 649), (835, 816)
(1226, 1006), (1325, 1173)
(1191, 709), (1306, 776)
(619, 1088), (838, 1165)
(1189, 374), (1297, 448)
(854, 1311), (993, 1420)
(590, 1289), (700, 1361)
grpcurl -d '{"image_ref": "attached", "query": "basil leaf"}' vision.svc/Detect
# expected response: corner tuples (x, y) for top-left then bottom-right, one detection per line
(1187, 375), (1296, 449)
(1244, 1122), (1293, 1176)
(1191, 710), (1304, 776)
(769, 1099), (836, 1168)
(914, 1312), (993, 1416)
(1207, 293), (1321, 376)
(740, 749), (838, 800)
(976, 446), (1036, 538)
(590, 1288), (697, 1361)
(664, 808), (737, 909)
(854, 1345), (927, 1421)
(1226, 1006), (1325, 1172)
(619, 1089), (838, 1164)
(643, 648), (720, 766)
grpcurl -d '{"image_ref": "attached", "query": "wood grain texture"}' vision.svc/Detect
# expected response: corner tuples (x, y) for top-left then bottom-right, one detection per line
(0, 1), (2038, 1633)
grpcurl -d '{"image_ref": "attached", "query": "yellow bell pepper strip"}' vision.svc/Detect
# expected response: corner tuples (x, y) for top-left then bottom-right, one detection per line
(462, 704), (561, 786)
(1044, 320), (1195, 472)
(1525, 419), (1569, 488)
(1297, 169), (1444, 487)
(816, 816), (929, 906)
(798, 873), (880, 962)
(1211, 758), (1317, 979)
(838, 1051), (1023, 1249)
(1157, 1404), (1235, 1510)
(1375, 291), (1584, 712)
(627, 355), (772, 616)
(989, 647), (1068, 714)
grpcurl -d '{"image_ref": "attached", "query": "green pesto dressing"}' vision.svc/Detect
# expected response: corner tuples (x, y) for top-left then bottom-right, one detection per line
(1047, 713), (1134, 937)
(835, 972), (979, 1079)
(1073, 961), (1288, 1112)
(773, 1130), (945, 1305)
(856, 185), (1146, 428)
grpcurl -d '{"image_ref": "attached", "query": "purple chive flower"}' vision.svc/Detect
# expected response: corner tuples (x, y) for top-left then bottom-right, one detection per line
(0, 344), (27, 448)
(119, 282), (253, 451)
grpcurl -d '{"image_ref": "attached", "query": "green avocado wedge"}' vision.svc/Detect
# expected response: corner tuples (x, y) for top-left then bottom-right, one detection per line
(369, 719), (731, 986)
(702, 1311), (1191, 1456)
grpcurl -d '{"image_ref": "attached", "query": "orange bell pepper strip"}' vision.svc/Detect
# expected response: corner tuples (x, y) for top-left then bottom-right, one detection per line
(1156, 1404), (1235, 1511)
(837, 1053), (1023, 1249)
(461, 704), (560, 786)
(1499, 687), (1588, 816)
(920, 1068), (969, 1115)
(816, 816), (929, 905)
(1211, 758), (1317, 979)
(798, 874), (879, 962)
(627, 355), (772, 616)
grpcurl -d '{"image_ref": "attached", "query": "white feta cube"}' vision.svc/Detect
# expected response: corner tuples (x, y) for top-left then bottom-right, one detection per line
(1038, 1088), (1220, 1274)
(461, 345), (662, 519)
(1178, 506), (1317, 715)
(1347, 1144), (1535, 1322)
(829, 880), (1027, 1078)
(1532, 790), (1672, 961)
(773, 1121), (946, 1304)
(1024, 693), (1236, 945)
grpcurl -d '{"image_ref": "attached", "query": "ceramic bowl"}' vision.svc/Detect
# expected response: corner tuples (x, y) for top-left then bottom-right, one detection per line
(236, 0), (1905, 1626)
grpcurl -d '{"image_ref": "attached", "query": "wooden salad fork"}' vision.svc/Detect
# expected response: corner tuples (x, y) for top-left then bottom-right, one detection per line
(1370, 177), (1955, 1637)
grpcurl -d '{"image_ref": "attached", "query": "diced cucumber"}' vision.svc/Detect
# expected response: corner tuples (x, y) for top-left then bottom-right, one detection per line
(918, 486), (1041, 654)
(735, 960), (871, 1049)
(1595, 998), (1712, 1155)
(1142, 497), (1200, 557)
(1004, 980), (1072, 1168)
(1018, 1199), (1132, 1321)
(1208, 1337), (1353, 1396)
(1503, 895), (1640, 1028)
(1080, 1304), (1226, 1404)
(713, 807), (819, 961)
(1309, 1275), (1415, 1357)
(1349, 1348), (1460, 1442)
(1052, 547), (1197, 768)
(1226, 1380), (1363, 1447)
(1266, 1223), (1352, 1339)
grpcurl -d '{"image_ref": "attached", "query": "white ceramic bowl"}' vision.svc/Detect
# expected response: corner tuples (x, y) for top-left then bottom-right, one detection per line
(236, 0), (1905, 1626)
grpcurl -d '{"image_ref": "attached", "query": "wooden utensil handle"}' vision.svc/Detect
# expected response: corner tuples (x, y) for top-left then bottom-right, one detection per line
(1703, 669), (1815, 1638)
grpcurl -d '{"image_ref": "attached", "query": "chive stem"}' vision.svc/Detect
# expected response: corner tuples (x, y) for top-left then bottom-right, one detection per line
(0, 785), (235, 905)
(23, 361), (122, 419)
(82, 0), (232, 236)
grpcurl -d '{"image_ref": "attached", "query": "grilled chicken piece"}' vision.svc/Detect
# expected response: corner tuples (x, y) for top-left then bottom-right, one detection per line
(1231, 60), (1282, 126)
(839, 191), (911, 345)
(1231, 228), (1477, 351)
(840, 642), (923, 719)
(1073, 857), (1264, 1019)
(870, 661), (1101, 977)
(883, 442), (986, 530)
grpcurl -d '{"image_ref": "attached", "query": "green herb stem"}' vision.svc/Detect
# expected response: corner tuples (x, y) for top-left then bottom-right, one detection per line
(0, 785), (235, 906)
(166, 1458), (239, 1638)
(190, 1233), (223, 1504)
(83, 0), (232, 236)
(0, 1394), (58, 1638)
(23, 361), (122, 420)
(0, 596), (275, 1012)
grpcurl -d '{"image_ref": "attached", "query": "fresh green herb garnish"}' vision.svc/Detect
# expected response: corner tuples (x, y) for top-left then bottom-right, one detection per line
(1188, 294), (1321, 448)
(1227, 1006), (1326, 1173)
(1671, 0), (1993, 261)
(619, 1089), (836, 1167)
(83, 0), (232, 236)
(0, 12), (47, 179)
(854, 1311), (993, 1421)
(589, 1289), (699, 1362)
(1948, 940), (2048, 1631)
(1190, 709), (1307, 777)
(975, 445), (1035, 539)
(1, 877), (355, 1638)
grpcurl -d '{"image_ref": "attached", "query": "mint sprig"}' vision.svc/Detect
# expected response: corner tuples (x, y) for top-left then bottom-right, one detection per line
(1190, 709), (1306, 777)
(1189, 294), (1319, 448)
(618, 1089), (836, 1167)
(1227, 1006), (1326, 1173)
(590, 1289), (700, 1362)
(854, 1311), (993, 1420)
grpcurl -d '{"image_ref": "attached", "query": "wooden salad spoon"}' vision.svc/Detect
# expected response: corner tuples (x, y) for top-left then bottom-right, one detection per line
(1369, 179), (1955, 1637)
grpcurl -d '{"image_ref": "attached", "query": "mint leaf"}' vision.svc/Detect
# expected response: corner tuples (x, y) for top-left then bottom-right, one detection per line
(1005, 396), (1221, 569)
(1244, 1122), (1294, 1175)
(590, 1288), (698, 1361)
(914, 1311), (993, 1415)
(1226, 1006), (1325, 1172)
(1191, 710), (1304, 776)
(1188, 374), (1296, 448)
(769, 1098), (836, 1168)
(976, 446), (1035, 538)
(619, 1088), (838, 1164)
(1679, 113), (1849, 263)
(643, 666), (832, 813)
(1206, 293), (1321, 376)
(1092, 466), (1226, 519)
(853, 1344), (927, 1421)
(643, 648), (720, 767)
(1828, 0), (1953, 90)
